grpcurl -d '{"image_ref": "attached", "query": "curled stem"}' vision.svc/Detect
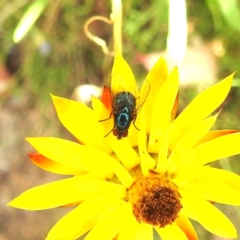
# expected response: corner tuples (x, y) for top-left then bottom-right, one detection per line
(84, 16), (113, 56)
(84, 0), (123, 56)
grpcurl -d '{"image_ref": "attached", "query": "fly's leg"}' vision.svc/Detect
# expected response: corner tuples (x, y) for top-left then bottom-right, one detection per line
(99, 110), (113, 122)
(99, 110), (115, 137)
(104, 128), (113, 137)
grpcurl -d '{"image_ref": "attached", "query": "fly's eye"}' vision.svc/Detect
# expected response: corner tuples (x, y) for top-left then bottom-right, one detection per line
(113, 128), (118, 136)
(122, 130), (128, 138)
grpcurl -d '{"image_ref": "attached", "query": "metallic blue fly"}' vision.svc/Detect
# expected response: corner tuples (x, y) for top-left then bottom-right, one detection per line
(100, 76), (149, 140)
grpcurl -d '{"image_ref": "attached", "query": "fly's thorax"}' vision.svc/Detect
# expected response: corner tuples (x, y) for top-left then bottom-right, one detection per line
(113, 91), (137, 114)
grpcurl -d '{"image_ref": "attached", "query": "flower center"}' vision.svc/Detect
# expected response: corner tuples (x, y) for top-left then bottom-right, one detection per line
(127, 172), (182, 227)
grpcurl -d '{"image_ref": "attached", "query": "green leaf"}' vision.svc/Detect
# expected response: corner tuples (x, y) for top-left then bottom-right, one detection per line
(13, 0), (49, 43)
(216, 0), (240, 31)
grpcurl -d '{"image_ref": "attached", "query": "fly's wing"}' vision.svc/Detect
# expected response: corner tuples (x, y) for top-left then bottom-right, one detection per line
(136, 79), (150, 114)
(111, 55), (138, 96)
(110, 73), (138, 97)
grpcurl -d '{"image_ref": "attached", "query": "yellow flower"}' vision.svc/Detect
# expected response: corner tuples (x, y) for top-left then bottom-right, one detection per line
(8, 55), (240, 240)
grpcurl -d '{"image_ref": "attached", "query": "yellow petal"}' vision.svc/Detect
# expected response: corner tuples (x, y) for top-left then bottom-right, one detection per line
(171, 93), (179, 121)
(144, 57), (168, 132)
(169, 113), (219, 166)
(52, 95), (111, 153)
(149, 67), (179, 153)
(85, 204), (128, 240)
(26, 137), (114, 178)
(117, 223), (138, 240)
(27, 137), (134, 188)
(128, 118), (140, 147)
(181, 166), (240, 205)
(107, 136), (140, 170)
(47, 205), (96, 240)
(145, 56), (168, 87)
(155, 131), (169, 174)
(74, 179), (126, 199)
(85, 218), (120, 240)
(138, 108), (156, 176)
(111, 54), (137, 96)
(108, 158), (135, 188)
(134, 223), (153, 240)
(29, 152), (85, 175)
(175, 113), (218, 150)
(117, 206), (139, 240)
(175, 214), (198, 240)
(180, 189), (237, 238)
(8, 175), (101, 210)
(173, 164), (204, 186)
(155, 223), (188, 240)
(47, 197), (123, 240)
(195, 129), (238, 146)
(169, 74), (234, 150)
(186, 132), (240, 165)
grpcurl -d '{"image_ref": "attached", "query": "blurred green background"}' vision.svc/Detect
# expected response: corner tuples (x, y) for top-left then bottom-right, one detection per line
(1, 0), (240, 239)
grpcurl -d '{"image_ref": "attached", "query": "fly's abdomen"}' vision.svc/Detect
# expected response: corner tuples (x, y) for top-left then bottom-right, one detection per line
(115, 112), (132, 130)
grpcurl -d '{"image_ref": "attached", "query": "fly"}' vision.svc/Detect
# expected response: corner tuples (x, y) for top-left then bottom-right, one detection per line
(100, 76), (149, 140)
